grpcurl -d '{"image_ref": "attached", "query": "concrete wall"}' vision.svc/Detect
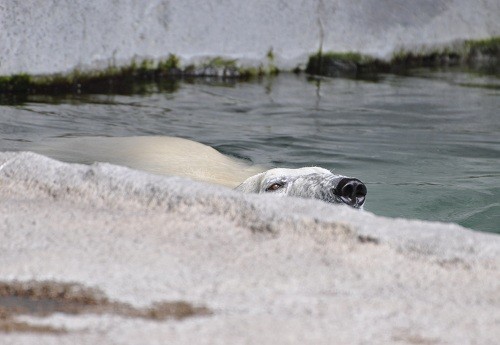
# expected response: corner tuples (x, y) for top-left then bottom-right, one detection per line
(1, 0), (499, 75)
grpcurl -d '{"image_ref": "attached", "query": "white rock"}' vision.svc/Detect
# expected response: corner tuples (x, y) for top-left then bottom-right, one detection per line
(0, 152), (499, 344)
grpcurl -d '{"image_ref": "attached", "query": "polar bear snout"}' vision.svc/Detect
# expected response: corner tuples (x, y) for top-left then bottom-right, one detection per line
(334, 178), (367, 208)
(235, 167), (367, 209)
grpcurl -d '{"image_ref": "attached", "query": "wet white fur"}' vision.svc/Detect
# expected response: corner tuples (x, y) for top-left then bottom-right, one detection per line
(235, 167), (333, 193)
(234, 166), (361, 207)
(33, 136), (264, 188)
(32, 136), (360, 207)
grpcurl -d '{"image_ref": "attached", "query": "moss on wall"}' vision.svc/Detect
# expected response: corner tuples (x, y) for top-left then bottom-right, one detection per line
(465, 37), (500, 57)
(305, 37), (500, 77)
(305, 52), (382, 77)
(1, 37), (498, 95)
(0, 53), (284, 96)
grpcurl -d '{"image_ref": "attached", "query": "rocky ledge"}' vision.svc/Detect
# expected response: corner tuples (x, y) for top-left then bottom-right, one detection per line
(0, 152), (498, 344)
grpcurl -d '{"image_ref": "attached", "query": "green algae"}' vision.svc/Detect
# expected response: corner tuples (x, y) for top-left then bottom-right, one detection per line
(1, 37), (498, 95)
(464, 37), (500, 57)
(305, 51), (385, 78)
(306, 37), (500, 77)
(159, 54), (181, 70)
(0, 74), (32, 93)
(264, 48), (279, 76)
(204, 57), (238, 69)
(0, 53), (285, 97)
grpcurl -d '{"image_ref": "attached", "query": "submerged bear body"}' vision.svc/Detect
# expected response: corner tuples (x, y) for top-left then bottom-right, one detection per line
(31, 136), (366, 208)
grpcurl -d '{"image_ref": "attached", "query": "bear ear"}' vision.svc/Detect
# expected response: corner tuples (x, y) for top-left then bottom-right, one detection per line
(234, 172), (266, 193)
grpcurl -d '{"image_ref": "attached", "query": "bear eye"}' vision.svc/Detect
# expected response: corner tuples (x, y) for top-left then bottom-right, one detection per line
(265, 182), (284, 192)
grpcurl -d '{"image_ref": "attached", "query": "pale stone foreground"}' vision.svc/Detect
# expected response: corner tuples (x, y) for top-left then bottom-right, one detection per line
(1, 0), (499, 75)
(0, 152), (499, 344)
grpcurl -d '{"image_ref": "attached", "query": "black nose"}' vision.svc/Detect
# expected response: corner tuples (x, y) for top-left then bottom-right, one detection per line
(335, 178), (367, 208)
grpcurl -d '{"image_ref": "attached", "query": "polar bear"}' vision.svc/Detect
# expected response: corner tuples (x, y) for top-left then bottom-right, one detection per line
(33, 136), (264, 188)
(235, 167), (367, 208)
(31, 136), (366, 208)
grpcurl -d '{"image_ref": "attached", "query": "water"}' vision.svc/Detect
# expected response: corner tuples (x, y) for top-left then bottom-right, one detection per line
(1, 71), (499, 233)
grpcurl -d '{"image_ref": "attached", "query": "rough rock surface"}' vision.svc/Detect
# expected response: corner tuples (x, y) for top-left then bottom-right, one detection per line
(0, 152), (499, 344)
(1, 0), (499, 75)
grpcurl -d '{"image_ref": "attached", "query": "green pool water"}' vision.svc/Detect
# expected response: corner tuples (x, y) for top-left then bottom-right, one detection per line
(1, 70), (499, 233)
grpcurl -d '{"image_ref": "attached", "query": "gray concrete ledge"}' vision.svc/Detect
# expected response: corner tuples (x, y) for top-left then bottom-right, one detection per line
(0, 152), (499, 344)
(1, 0), (499, 75)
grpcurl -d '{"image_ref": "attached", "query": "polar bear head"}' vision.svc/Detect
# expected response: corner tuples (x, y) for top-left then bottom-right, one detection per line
(235, 167), (367, 208)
